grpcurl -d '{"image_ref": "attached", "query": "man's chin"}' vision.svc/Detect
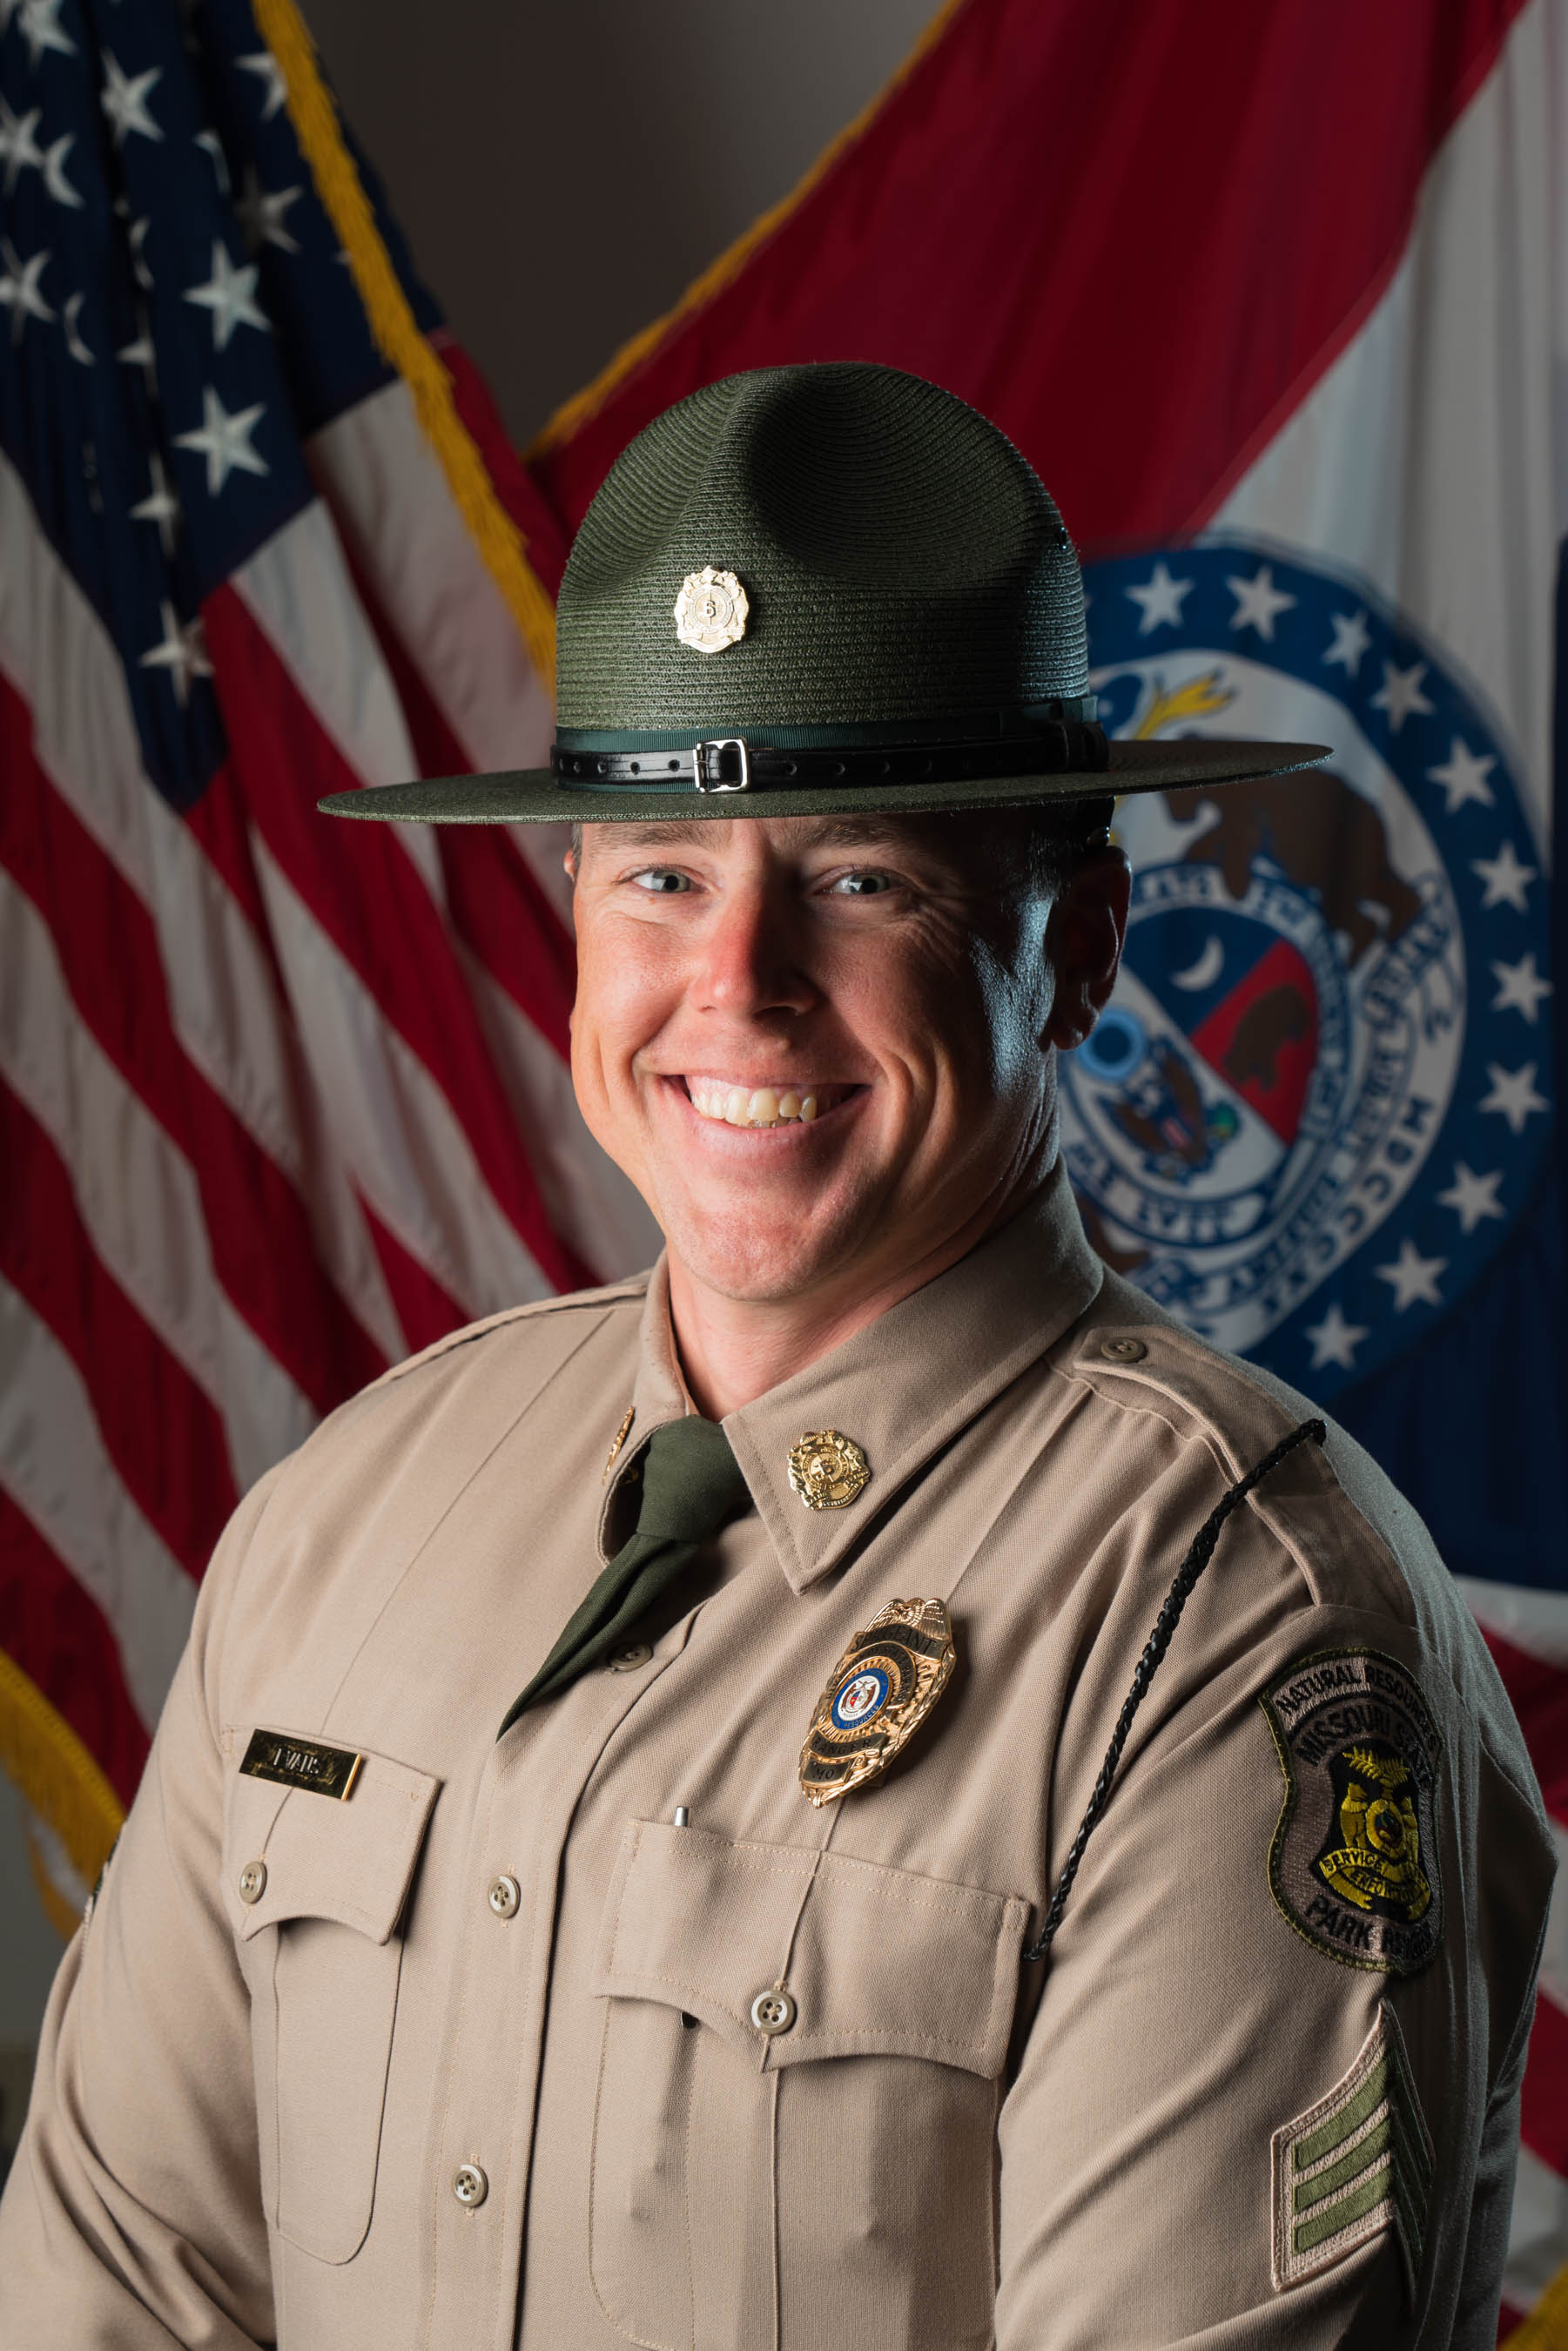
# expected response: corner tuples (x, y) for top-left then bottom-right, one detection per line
(658, 1193), (878, 1309)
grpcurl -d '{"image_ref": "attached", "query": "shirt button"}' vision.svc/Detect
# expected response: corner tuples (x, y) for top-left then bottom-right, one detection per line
(488, 1875), (521, 1919)
(453, 2163), (488, 2209)
(1100, 1337), (1147, 1363)
(607, 1640), (653, 1672)
(237, 1860), (267, 1904)
(750, 1987), (797, 2038)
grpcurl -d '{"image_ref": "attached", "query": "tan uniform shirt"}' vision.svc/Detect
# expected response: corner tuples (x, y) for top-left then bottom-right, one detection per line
(0, 1165), (1554, 2351)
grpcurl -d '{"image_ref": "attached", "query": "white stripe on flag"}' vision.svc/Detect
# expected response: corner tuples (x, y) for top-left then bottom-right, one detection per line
(461, 951), (661, 1279)
(0, 868), (318, 1492)
(1215, 0), (1558, 833)
(307, 380), (568, 922)
(232, 501), (448, 907)
(0, 1272), (195, 1729)
(1505, 2143), (1568, 2313)
(0, 446), (406, 1365)
(1457, 1576), (1568, 1669)
(252, 835), (556, 1318)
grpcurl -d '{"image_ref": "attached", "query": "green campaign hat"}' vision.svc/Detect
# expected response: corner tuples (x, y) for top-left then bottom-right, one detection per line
(320, 363), (1325, 827)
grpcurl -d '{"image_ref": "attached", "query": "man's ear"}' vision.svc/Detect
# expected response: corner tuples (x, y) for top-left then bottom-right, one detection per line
(1042, 848), (1131, 1051)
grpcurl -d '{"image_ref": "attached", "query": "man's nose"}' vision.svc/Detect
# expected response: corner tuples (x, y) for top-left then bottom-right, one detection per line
(694, 884), (815, 1018)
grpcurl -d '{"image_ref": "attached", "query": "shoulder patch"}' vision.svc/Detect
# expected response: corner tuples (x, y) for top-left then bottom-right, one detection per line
(1272, 2003), (1432, 2302)
(1261, 1648), (1444, 1975)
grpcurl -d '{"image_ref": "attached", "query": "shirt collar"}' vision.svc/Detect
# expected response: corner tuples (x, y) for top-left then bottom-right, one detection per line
(603, 1159), (1102, 1591)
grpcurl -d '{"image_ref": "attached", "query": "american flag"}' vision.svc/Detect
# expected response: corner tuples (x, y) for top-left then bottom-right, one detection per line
(0, 0), (656, 1902)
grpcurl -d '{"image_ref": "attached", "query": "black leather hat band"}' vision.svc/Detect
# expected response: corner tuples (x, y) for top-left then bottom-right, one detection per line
(549, 718), (1111, 795)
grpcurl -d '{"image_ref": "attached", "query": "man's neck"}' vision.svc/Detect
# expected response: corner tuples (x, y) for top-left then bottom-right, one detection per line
(667, 1156), (1058, 1419)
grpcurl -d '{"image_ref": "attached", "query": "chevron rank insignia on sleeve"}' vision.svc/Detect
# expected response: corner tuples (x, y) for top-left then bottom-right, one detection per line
(1271, 2004), (1433, 2304)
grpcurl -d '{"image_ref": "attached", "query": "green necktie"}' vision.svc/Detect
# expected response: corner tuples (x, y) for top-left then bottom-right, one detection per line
(499, 1416), (753, 1735)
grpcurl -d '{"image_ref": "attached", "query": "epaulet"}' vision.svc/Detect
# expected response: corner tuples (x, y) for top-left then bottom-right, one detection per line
(364, 1272), (651, 1395)
(1061, 1282), (1321, 1487)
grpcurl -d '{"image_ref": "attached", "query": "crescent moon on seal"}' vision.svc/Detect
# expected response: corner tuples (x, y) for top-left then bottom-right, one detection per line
(1170, 934), (1225, 992)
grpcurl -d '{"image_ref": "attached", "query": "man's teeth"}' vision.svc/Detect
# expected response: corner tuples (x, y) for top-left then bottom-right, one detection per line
(686, 1079), (828, 1128)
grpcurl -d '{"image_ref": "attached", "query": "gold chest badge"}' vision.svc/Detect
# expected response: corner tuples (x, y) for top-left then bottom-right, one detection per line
(799, 1598), (956, 1805)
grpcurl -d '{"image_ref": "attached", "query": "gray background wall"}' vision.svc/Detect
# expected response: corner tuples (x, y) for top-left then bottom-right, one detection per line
(305, 0), (941, 448)
(0, 0), (941, 2149)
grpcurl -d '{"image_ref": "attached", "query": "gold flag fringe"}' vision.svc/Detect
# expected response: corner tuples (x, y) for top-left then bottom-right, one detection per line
(1500, 2259), (1568, 2350)
(0, 1653), (124, 1931)
(528, 0), (972, 460)
(252, 0), (557, 688)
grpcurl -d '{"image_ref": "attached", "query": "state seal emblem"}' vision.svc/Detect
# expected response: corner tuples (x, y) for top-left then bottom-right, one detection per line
(1261, 1647), (1444, 1975)
(799, 1597), (956, 1805)
(1063, 538), (1551, 1401)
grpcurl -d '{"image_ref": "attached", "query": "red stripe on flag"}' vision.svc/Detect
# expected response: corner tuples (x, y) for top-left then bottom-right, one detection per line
(434, 330), (571, 597)
(1521, 1991), (1568, 2176)
(202, 583), (581, 1293)
(0, 1490), (151, 1809)
(360, 1197), (472, 1358)
(0, 687), (387, 1415)
(531, 0), (1531, 550)
(0, 1081), (236, 1577)
(1481, 1628), (1568, 1822)
(336, 539), (579, 1061)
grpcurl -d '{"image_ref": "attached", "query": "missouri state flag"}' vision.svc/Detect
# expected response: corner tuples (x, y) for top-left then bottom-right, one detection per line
(528, 0), (1568, 2332)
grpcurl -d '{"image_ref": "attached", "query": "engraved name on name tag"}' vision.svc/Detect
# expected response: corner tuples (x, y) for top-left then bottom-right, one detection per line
(239, 1728), (365, 1800)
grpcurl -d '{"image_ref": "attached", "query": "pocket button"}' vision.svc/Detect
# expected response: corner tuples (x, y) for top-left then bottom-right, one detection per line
(750, 1987), (797, 2037)
(237, 1859), (267, 1904)
(453, 2164), (488, 2209)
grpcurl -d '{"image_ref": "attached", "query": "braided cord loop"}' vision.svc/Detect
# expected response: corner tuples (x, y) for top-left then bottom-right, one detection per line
(1023, 1417), (1326, 1967)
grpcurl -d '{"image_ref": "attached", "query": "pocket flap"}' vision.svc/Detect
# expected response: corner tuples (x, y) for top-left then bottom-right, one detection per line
(593, 1821), (1028, 2078)
(222, 1730), (441, 1944)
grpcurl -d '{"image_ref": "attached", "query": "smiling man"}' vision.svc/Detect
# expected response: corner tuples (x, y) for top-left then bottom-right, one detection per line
(1, 364), (1553, 2351)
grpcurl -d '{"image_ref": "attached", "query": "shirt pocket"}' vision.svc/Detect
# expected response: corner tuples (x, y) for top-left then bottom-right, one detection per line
(221, 1734), (441, 2265)
(590, 1820), (1028, 2351)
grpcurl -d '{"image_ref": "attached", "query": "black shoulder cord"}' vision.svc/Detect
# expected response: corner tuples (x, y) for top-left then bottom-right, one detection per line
(1022, 1416), (1326, 1967)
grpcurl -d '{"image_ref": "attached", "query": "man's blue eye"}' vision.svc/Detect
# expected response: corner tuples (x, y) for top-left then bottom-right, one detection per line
(832, 872), (895, 896)
(633, 870), (690, 893)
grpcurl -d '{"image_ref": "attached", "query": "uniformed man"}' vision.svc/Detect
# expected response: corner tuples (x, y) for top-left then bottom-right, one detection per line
(0, 363), (1555, 2350)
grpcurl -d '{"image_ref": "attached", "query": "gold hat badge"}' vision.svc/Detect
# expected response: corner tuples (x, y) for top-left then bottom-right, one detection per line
(799, 1598), (957, 1805)
(674, 566), (749, 654)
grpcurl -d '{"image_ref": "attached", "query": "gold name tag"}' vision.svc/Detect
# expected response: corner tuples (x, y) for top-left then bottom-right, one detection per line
(239, 1729), (365, 1800)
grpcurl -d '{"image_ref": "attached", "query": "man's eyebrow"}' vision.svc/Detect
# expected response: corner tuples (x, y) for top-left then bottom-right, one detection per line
(593, 818), (919, 853)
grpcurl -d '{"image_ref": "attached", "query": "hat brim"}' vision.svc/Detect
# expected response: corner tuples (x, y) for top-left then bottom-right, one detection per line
(318, 737), (1329, 825)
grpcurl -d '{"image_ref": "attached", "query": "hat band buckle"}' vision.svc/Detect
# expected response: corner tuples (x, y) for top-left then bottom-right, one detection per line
(693, 738), (751, 792)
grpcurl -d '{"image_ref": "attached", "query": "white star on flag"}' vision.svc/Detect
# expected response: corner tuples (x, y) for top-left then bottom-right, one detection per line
(1322, 608), (1371, 676)
(1370, 658), (1434, 733)
(1226, 563), (1296, 640)
(131, 451), (179, 554)
(174, 384), (268, 495)
(61, 288), (91, 364)
(17, 0), (74, 68)
(236, 171), (302, 255)
(1436, 1162), (1506, 1236)
(138, 600), (212, 709)
(1375, 1238), (1447, 1311)
(1427, 737), (1495, 813)
(1479, 1061), (1548, 1135)
(1304, 1302), (1369, 1371)
(0, 96), (43, 195)
(1491, 952), (1552, 1024)
(116, 319), (156, 392)
(100, 53), (164, 147)
(1471, 839), (1536, 912)
(1126, 561), (1194, 633)
(0, 237), (53, 343)
(237, 50), (288, 120)
(41, 131), (80, 208)
(183, 240), (267, 351)
(193, 128), (230, 196)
